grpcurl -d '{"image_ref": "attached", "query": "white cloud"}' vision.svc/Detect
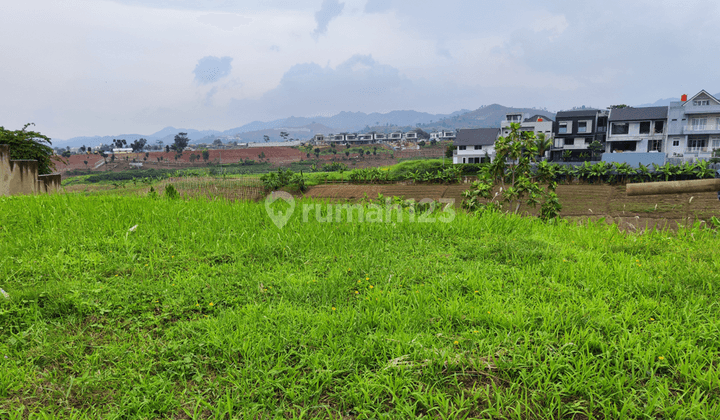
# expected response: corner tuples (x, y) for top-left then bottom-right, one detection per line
(312, 0), (345, 39)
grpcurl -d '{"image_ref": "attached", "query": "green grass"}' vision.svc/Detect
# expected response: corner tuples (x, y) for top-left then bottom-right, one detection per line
(1, 193), (720, 418)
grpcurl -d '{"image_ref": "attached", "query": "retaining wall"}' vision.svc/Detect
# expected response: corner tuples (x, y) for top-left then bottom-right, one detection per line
(0, 144), (61, 196)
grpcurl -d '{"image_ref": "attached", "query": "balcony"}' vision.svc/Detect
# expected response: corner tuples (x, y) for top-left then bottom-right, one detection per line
(685, 124), (720, 132)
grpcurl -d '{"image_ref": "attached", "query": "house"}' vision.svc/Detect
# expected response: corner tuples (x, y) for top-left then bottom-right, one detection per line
(667, 90), (720, 162)
(452, 128), (499, 164)
(430, 130), (456, 140)
(501, 113), (554, 140)
(606, 106), (668, 153)
(551, 109), (608, 161)
(404, 132), (418, 141)
(373, 133), (387, 141)
(388, 131), (403, 141)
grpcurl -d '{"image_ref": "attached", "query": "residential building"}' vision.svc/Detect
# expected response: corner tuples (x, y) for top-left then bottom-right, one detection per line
(551, 109), (608, 161)
(606, 106), (668, 153)
(452, 128), (499, 164)
(500, 113), (554, 138)
(430, 130), (456, 141)
(667, 90), (720, 162)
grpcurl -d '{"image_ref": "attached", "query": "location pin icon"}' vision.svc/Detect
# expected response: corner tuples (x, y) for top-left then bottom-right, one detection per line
(265, 191), (295, 229)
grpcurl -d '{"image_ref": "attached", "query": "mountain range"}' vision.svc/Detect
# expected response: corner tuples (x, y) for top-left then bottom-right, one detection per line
(53, 93), (719, 148)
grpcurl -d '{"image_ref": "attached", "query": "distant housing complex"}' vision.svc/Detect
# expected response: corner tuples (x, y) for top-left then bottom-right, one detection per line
(450, 90), (720, 165)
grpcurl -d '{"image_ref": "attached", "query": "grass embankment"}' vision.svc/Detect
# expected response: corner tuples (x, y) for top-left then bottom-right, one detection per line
(1, 194), (719, 418)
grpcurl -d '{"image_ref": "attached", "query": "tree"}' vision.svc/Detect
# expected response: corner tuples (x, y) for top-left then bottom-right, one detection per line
(0, 123), (57, 174)
(280, 131), (289, 141)
(79, 145), (86, 153)
(83, 160), (88, 167)
(202, 149), (210, 163)
(165, 145), (170, 153)
(130, 138), (147, 153)
(61, 150), (72, 158)
(189, 154), (197, 163)
(212, 139), (223, 147)
(172, 133), (189, 152)
(535, 134), (553, 161)
(462, 122), (561, 220)
(112, 139), (127, 149)
(587, 141), (604, 161)
(263, 135), (270, 143)
(608, 104), (629, 109)
(345, 151), (350, 157)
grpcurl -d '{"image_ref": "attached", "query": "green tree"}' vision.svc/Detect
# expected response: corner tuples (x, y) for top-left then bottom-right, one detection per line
(588, 140), (604, 161)
(535, 134), (553, 161)
(0, 123), (57, 174)
(263, 135), (270, 143)
(172, 133), (189, 152)
(462, 122), (561, 220)
(130, 138), (147, 152)
(202, 149), (210, 162)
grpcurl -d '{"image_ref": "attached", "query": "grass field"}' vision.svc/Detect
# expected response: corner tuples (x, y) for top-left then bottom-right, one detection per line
(1, 192), (720, 419)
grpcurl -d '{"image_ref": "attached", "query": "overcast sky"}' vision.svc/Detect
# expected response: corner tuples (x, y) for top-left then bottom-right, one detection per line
(2, 0), (718, 139)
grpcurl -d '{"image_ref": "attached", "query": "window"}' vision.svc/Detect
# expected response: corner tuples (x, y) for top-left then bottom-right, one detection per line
(654, 121), (664, 134)
(584, 138), (592, 144)
(578, 122), (587, 133)
(611, 123), (629, 135)
(474, 145), (482, 150)
(639, 121), (651, 134)
(564, 138), (574, 146)
(458, 146), (466, 151)
(558, 123), (568, 134)
(648, 140), (662, 152)
(687, 137), (707, 151)
(692, 118), (707, 131)
(694, 100), (710, 106)
(711, 138), (720, 150)
(673, 140), (680, 147)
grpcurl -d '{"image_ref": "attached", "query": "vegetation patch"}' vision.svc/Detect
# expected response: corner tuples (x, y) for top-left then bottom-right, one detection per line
(1, 193), (719, 418)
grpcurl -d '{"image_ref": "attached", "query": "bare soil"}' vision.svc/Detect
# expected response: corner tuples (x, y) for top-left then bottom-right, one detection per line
(303, 183), (720, 231)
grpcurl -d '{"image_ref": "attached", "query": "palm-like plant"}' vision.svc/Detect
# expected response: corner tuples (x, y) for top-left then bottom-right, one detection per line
(535, 134), (554, 161)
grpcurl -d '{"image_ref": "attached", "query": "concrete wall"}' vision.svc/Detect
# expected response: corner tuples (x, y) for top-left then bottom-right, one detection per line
(601, 152), (667, 167)
(0, 144), (61, 196)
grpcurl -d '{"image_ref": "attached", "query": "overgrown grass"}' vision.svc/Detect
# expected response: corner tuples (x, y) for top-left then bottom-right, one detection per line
(1, 194), (719, 418)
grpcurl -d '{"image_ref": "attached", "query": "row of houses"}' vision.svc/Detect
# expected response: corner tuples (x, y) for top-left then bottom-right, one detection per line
(311, 130), (457, 145)
(453, 90), (720, 165)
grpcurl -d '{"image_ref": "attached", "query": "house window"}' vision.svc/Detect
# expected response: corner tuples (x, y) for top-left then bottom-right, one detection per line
(612, 123), (629, 135)
(692, 118), (707, 131)
(639, 122), (651, 134)
(584, 138), (592, 144)
(687, 137), (707, 151)
(673, 140), (680, 147)
(648, 140), (662, 152)
(474, 145), (482, 150)
(578, 122), (587, 133)
(654, 121), (664, 134)
(558, 123), (567, 134)
(694, 100), (710, 106)
(564, 138), (574, 146)
(711, 138), (720, 150)
(458, 146), (466, 151)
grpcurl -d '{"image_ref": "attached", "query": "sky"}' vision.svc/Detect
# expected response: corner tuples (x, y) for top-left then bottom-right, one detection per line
(2, 0), (719, 140)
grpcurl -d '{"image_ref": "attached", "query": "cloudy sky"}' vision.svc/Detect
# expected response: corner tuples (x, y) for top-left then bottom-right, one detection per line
(2, 0), (718, 139)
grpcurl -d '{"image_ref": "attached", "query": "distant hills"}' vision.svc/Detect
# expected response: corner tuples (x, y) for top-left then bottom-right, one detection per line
(53, 92), (718, 148)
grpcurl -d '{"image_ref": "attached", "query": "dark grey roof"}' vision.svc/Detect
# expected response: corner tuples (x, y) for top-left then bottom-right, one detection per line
(454, 128), (499, 146)
(556, 109), (602, 118)
(524, 114), (554, 123)
(608, 106), (668, 122)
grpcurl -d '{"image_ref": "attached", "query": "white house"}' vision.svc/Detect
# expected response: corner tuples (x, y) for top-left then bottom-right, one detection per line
(452, 128), (499, 164)
(606, 106), (668, 154)
(667, 90), (720, 162)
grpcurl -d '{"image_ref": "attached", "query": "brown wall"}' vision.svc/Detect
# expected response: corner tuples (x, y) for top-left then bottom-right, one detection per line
(0, 144), (61, 196)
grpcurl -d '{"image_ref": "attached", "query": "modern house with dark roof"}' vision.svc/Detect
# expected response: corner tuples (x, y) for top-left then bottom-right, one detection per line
(667, 90), (720, 162)
(606, 106), (668, 153)
(452, 128), (499, 164)
(551, 109), (608, 161)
